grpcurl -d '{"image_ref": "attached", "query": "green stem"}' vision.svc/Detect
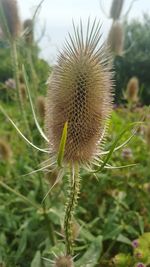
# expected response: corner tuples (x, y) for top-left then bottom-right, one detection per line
(64, 163), (80, 256)
(11, 40), (33, 140)
(27, 47), (38, 91)
(12, 40), (22, 111)
(38, 175), (55, 245)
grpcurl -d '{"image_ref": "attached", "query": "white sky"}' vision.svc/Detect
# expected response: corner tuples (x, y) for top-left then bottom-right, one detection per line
(17, 0), (150, 63)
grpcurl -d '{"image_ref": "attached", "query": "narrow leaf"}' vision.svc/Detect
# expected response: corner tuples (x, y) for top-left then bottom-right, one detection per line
(57, 121), (68, 167)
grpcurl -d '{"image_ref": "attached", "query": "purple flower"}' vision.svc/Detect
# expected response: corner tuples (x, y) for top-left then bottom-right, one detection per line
(132, 239), (139, 248)
(136, 263), (145, 267)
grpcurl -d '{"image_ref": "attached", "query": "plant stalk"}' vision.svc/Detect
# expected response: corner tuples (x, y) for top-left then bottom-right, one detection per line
(64, 163), (80, 256)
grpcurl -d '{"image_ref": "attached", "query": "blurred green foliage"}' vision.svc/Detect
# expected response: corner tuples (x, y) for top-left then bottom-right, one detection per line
(114, 14), (150, 105)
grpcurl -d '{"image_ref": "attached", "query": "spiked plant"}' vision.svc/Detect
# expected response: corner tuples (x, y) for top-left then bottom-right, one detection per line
(0, 19), (139, 263)
(0, 0), (21, 39)
(107, 21), (124, 56)
(0, 139), (12, 161)
(125, 77), (139, 104)
(36, 95), (45, 119)
(45, 19), (113, 255)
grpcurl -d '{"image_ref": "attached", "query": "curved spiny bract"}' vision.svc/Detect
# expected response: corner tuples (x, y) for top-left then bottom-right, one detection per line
(45, 20), (113, 164)
(0, 0), (21, 39)
(110, 0), (124, 20)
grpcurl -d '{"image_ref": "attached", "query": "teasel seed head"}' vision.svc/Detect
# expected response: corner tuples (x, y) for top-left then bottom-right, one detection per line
(0, 139), (12, 161)
(146, 126), (150, 147)
(110, 0), (124, 20)
(107, 21), (124, 56)
(36, 95), (45, 119)
(19, 71), (24, 83)
(23, 19), (34, 45)
(53, 255), (74, 267)
(126, 77), (139, 103)
(20, 84), (26, 101)
(45, 20), (113, 164)
(0, 0), (21, 39)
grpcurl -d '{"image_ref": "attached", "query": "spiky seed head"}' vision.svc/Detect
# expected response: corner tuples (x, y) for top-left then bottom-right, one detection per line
(20, 84), (26, 101)
(110, 0), (124, 20)
(126, 77), (139, 103)
(107, 21), (124, 56)
(0, 0), (21, 39)
(54, 255), (74, 267)
(0, 139), (12, 161)
(23, 19), (34, 45)
(45, 20), (113, 164)
(36, 96), (45, 119)
(19, 72), (24, 83)
(146, 126), (150, 147)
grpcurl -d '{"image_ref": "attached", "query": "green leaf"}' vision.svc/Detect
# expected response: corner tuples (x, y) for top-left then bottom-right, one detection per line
(116, 234), (132, 245)
(16, 230), (28, 260)
(57, 121), (68, 167)
(31, 251), (41, 267)
(75, 235), (103, 267)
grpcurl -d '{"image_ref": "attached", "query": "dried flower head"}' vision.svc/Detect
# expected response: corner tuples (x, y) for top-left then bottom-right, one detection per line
(126, 77), (139, 103)
(0, 0), (21, 38)
(110, 0), (124, 20)
(146, 126), (150, 147)
(23, 19), (33, 45)
(107, 21), (124, 56)
(45, 20), (113, 164)
(54, 255), (74, 267)
(19, 72), (24, 83)
(0, 139), (11, 161)
(36, 95), (45, 119)
(20, 84), (26, 101)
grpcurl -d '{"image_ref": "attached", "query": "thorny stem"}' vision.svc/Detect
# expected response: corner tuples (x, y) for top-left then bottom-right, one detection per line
(64, 163), (80, 256)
